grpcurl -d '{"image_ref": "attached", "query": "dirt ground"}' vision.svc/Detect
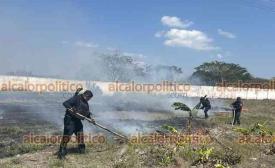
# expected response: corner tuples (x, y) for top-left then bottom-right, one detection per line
(0, 93), (275, 168)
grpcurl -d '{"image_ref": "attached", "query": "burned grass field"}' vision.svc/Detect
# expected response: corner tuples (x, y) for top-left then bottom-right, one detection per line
(0, 92), (275, 168)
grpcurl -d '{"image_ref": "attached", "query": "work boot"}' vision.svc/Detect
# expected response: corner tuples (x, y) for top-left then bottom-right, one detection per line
(78, 144), (86, 154)
(57, 146), (67, 159)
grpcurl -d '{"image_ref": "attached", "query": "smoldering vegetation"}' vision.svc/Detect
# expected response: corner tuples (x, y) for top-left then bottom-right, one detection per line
(0, 51), (229, 159)
(0, 91), (228, 135)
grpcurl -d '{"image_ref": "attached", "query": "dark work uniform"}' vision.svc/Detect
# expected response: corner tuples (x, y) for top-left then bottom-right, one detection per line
(60, 94), (91, 151)
(232, 100), (243, 125)
(200, 98), (211, 119)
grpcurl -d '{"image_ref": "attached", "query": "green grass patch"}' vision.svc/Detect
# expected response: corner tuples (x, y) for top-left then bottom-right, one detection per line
(1, 143), (45, 157)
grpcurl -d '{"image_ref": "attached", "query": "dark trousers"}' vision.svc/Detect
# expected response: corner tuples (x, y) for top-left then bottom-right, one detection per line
(204, 107), (211, 118)
(60, 114), (84, 148)
(233, 110), (241, 125)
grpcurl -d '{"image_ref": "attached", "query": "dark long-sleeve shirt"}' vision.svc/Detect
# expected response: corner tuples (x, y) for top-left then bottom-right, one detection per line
(232, 100), (243, 112)
(63, 95), (90, 118)
(201, 98), (211, 109)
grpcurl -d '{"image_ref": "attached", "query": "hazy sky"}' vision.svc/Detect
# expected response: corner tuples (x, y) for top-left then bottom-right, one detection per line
(0, 0), (274, 78)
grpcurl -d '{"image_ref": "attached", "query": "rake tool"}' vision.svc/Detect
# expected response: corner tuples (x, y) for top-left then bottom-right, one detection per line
(68, 109), (129, 141)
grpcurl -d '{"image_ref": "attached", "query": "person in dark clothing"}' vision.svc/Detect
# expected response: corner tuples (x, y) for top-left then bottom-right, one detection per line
(231, 97), (243, 125)
(58, 89), (94, 159)
(198, 96), (211, 119)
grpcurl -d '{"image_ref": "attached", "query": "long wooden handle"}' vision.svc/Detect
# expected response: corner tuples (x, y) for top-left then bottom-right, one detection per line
(67, 109), (128, 141)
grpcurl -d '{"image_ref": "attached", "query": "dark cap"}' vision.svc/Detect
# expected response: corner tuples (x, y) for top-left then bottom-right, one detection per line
(83, 90), (93, 98)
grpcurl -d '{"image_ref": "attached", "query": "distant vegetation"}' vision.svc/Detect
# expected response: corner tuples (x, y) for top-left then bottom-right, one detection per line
(191, 61), (270, 86)
(77, 54), (271, 84)
(190, 61), (253, 85)
(76, 52), (185, 82)
(5, 54), (271, 85)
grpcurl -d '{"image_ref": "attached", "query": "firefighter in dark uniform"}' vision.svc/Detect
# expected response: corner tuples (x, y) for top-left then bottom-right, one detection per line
(58, 89), (94, 159)
(198, 96), (211, 119)
(231, 97), (243, 125)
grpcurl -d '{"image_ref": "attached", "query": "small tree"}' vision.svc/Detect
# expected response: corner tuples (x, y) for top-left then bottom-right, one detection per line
(172, 102), (200, 134)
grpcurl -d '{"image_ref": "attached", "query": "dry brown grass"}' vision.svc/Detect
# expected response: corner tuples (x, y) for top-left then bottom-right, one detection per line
(0, 99), (275, 168)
